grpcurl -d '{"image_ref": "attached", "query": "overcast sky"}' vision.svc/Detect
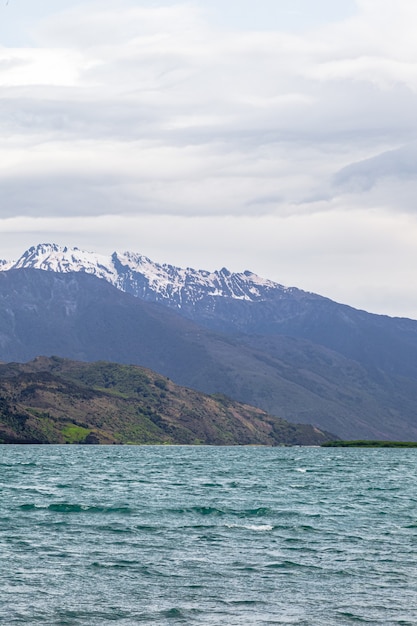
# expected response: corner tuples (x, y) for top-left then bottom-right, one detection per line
(0, 0), (417, 318)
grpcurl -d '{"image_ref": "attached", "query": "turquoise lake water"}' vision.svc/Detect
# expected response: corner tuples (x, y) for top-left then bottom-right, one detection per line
(1, 445), (417, 625)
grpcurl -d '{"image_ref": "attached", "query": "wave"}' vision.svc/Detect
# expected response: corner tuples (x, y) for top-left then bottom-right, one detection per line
(169, 506), (272, 517)
(19, 503), (132, 514)
(265, 560), (323, 571)
(226, 523), (274, 532)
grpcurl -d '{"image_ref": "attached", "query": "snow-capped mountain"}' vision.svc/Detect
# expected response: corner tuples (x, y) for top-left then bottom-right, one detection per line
(0, 243), (294, 309)
(2, 243), (417, 439)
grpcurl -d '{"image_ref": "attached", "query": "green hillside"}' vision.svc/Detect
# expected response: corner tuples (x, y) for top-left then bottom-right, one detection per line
(0, 357), (333, 446)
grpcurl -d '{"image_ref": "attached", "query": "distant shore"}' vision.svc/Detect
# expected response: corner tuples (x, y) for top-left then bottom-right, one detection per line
(321, 440), (417, 448)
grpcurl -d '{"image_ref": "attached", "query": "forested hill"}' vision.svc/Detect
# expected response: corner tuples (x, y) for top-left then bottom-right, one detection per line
(0, 357), (332, 446)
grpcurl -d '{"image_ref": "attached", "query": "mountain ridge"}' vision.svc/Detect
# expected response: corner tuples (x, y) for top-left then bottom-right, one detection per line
(3, 243), (417, 380)
(0, 242), (309, 309)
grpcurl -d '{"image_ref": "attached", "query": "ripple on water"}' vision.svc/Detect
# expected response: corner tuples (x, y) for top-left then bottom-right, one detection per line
(1, 445), (417, 625)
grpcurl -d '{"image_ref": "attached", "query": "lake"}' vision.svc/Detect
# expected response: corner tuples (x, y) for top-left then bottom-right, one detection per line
(1, 445), (416, 624)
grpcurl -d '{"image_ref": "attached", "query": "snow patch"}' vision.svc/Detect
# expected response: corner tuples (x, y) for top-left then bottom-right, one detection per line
(0, 243), (291, 306)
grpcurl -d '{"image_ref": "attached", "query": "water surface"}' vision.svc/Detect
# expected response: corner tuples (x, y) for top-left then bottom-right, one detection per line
(1, 445), (416, 624)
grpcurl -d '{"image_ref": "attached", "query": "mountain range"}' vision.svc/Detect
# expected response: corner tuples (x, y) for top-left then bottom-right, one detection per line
(1, 243), (417, 441)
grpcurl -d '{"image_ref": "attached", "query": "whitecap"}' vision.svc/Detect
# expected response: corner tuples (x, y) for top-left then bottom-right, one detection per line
(226, 523), (273, 532)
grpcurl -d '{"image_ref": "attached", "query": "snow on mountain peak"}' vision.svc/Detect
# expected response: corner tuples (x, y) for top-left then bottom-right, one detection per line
(12, 243), (118, 283)
(1, 243), (289, 306)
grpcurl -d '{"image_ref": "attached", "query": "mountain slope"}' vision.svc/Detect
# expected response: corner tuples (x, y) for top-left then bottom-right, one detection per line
(0, 357), (332, 446)
(3, 243), (417, 381)
(0, 269), (417, 439)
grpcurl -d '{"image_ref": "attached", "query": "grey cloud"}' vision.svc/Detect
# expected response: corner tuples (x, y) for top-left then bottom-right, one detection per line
(0, 93), (162, 140)
(3, 81), (415, 152)
(2, 39), (417, 155)
(0, 171), (252, 218)
(246, 194), (284, 208)
(0, 173), (144, 218)
(1, 1), (417, 225)
(27, 5), (417, 154)
(333, 143), (417, 192)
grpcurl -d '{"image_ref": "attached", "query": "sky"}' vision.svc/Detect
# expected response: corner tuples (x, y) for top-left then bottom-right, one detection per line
(0, 0), (417, 318)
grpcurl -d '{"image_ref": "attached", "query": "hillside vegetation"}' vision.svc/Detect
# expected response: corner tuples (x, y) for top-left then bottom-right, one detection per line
(0, 357), (332, 446)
